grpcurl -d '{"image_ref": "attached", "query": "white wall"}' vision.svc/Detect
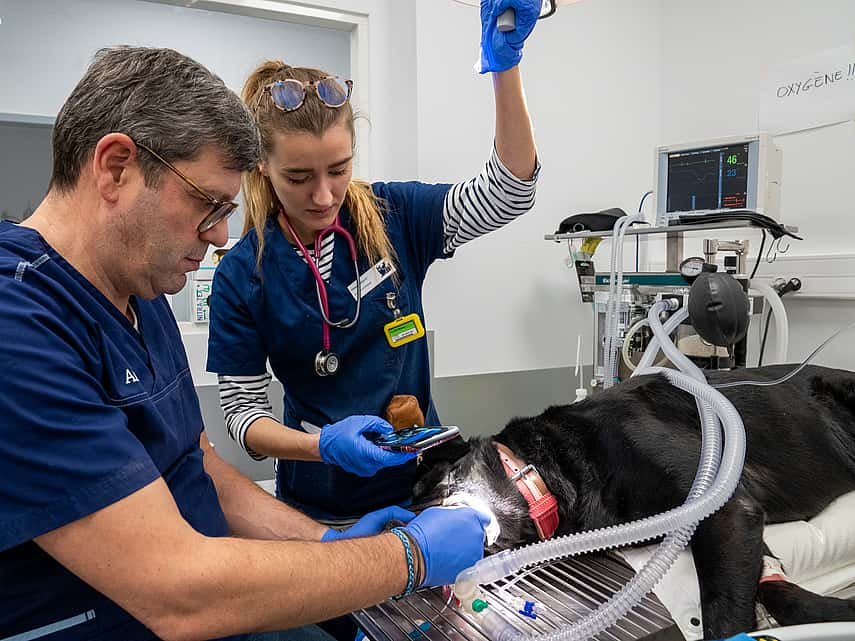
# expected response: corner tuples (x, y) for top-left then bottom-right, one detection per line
(415, 0), (663, 376)
(658, 0), (855, 255)
(0, 0), (350, 116)
(359, 0), (418, 181)
(657, 0), (855, 368)
(417, 0), (855, 376)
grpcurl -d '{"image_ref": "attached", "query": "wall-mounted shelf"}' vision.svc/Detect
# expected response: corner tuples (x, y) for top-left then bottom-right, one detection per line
(544, 220), (799, 271)
(544, 220), (799, 241)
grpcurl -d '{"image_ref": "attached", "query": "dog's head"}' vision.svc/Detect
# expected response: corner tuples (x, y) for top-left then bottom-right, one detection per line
(413, 436), (540, 552)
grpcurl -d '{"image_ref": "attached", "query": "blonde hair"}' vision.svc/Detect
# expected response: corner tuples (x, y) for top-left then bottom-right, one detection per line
(241, 61), (394, 269)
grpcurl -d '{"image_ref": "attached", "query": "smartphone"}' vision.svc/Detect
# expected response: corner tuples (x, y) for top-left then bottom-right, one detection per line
(366, 425), (460, 452)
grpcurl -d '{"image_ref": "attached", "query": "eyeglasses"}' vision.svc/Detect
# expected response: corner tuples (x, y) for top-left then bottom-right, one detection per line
(262, 76), (353, 113)
(134, 141), (239, 233)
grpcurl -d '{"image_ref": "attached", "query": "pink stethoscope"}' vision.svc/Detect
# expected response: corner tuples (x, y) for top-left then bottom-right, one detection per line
(280, 210), (362, 376)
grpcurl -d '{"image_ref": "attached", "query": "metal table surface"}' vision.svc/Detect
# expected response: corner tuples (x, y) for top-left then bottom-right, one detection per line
(354, 553), (683, 641)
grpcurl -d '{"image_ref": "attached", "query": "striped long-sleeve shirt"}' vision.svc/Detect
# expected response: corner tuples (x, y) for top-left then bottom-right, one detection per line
(218, 146), (540, 459)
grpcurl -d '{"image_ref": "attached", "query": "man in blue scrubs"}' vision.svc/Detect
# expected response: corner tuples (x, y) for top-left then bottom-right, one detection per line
(0, 46), (488, 641)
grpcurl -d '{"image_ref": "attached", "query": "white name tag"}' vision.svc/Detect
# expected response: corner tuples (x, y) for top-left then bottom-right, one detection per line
(348, 258), (396, 300)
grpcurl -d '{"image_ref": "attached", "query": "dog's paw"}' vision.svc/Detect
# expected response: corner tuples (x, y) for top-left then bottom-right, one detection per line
(758, 580), (855, 625)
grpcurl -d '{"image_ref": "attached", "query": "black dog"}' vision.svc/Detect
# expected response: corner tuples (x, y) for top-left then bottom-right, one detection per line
(413, 364), (855, 639)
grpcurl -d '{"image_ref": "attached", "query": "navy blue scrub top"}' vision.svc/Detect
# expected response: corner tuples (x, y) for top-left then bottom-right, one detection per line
(0, 222), (243, 641)
(208, 181), (452, 519)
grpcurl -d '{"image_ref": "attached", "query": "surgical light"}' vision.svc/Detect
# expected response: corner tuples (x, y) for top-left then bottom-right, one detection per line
(452, 0), (583, 31)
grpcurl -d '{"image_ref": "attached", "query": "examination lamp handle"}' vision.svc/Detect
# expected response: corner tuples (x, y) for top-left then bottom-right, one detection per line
(497, 7), (515, 31)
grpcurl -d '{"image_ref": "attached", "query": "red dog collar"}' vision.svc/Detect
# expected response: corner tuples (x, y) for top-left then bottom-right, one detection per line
(494, 442), (559, 540)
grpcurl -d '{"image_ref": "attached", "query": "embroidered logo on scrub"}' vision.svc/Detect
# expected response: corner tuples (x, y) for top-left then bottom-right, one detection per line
(125, 368), (140, 384)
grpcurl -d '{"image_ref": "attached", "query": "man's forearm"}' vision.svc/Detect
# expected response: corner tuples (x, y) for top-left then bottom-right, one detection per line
(166, 533), (409, 640)
(36, 477), (410, 641)
(200, 433), (326, 541)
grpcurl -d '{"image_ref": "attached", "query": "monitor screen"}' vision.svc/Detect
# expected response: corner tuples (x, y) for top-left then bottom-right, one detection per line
(665, 142), (750, 213)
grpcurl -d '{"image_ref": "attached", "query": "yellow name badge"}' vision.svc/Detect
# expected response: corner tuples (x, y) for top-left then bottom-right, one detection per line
(383, 313), (425, 348)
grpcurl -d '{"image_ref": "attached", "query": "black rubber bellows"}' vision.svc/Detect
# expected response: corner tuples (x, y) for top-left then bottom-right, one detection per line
(688, 271), (749, 347)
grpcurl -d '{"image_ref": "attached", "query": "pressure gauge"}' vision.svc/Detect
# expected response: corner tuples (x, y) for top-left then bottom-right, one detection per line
(679, 256), (706, 283)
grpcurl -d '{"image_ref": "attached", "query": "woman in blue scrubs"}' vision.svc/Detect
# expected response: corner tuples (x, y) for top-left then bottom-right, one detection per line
(207, 0), (541, 523)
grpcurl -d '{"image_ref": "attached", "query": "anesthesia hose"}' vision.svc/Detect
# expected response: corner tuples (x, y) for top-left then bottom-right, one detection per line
(453, 302), (744, 640)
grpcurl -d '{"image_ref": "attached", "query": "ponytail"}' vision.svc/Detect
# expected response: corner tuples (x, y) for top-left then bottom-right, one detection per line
(345, 180), (395, 270)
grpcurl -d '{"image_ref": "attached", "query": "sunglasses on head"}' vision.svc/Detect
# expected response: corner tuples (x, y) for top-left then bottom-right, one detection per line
(262, 76), (353, 112)
(134, 140), (239, 233)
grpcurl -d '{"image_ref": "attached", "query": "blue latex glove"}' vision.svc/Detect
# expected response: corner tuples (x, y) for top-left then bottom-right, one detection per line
(318, 415), (416, 477)
(403, 506), (491, 587)
(322, 506), (416, 542)
(478, 0), (541, 74)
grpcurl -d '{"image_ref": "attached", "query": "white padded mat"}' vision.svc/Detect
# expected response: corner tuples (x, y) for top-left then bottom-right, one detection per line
(765, 490), (855, 598)
(619, 489), (855, 640)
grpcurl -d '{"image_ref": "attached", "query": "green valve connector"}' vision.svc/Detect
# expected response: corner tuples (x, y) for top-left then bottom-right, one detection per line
(471, 599), (489, 613)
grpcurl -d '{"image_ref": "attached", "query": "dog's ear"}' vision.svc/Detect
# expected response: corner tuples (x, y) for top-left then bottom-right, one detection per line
(412, 435), (470, 483)
(419, 434), (470, 466)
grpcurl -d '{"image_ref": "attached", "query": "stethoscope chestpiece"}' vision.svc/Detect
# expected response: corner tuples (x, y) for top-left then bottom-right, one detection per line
(279, 211), (361, 378)
(314, 350), (340, 377)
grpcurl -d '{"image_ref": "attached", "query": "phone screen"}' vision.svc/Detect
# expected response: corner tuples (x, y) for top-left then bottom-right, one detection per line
(366, 425), (460, 452)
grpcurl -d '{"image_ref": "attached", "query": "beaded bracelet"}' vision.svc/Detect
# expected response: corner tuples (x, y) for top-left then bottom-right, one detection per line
(390, 527), (416, 598)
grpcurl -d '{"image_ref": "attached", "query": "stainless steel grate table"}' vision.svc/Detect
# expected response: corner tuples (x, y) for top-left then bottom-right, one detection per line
(353, 553), (684, 641)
